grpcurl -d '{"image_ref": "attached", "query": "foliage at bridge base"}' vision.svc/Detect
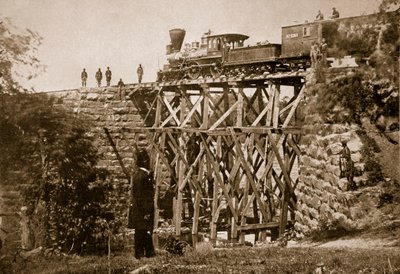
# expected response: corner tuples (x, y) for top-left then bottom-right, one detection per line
(0, 93), (125, 254)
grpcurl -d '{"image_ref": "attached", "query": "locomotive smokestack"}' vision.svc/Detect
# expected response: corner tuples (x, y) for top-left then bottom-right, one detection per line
(169, 28), (186, 52)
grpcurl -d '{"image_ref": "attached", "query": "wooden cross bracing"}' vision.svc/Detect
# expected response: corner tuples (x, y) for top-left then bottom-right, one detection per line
(125, 77), (304, 243)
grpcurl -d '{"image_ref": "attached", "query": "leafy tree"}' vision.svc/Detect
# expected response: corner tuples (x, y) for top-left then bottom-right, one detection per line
(0, 16), (44, 93)
(379, 0), (400, 11)
(313, 69), (398, 125)
(0, 93), (120, 253)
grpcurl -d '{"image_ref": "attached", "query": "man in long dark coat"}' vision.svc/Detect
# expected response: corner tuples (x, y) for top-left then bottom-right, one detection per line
(128, 149), (155, 259)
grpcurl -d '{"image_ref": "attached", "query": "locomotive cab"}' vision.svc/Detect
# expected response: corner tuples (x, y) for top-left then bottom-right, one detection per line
(206, 33), (249, 53)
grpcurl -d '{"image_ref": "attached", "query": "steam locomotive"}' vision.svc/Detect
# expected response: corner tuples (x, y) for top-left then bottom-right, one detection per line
(159, 11), (393, 81)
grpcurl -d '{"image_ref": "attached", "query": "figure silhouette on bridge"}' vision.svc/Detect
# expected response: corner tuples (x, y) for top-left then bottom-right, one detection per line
(137, 64), (144, 84)
(118, 78), (125, 99)
(95, 68), (103, 87)
(105, 67), (112, 87)
(315, 10), (324, 21)
(81, 68), (88, 87)
(331, 7), (340, 19)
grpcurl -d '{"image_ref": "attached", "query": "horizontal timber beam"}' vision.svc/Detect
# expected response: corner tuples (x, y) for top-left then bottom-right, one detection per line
(237, 222), (280, 231)
(122, 126), (301, 135)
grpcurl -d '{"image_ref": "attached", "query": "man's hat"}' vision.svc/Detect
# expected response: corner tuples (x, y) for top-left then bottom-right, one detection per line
(136, 149), (150, 167)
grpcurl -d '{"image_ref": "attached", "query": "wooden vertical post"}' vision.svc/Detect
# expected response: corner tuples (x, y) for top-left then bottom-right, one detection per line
(236, 87), (243, 127)
(239, 156), (249, 245)
(293, 83), (301, 125)
(230, 86), (243, 242)
(174, 89), (186, 237)
(153, 133), (165, 230)
(263, 83), (273, 241)
(256, 86), (264, 126)
(264, 82), (274, 230)
(279, 141), (290, 236)
(152, 90), (163, 236)
(210, 135), (221, 244)
(154, 92), (162, 127)
(174, 159), (183, 236)
(193, 137), (205, 246)
(192, 114), (205, 247)
(230, 196), (238, 242)
(272, 83), (280, 129)
(192, 191), (201, 246)
(223, 85), (230, 126)
(265, 82), (273, 126)
(201, 84), (210, 130)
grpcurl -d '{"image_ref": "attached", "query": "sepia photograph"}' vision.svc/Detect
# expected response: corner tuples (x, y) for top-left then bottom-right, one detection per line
(0, 0), (399, 273)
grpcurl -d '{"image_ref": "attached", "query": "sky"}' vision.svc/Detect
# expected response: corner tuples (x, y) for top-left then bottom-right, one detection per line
(0, 0), (382, 92)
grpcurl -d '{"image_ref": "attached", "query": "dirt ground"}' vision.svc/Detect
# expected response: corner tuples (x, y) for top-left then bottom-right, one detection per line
(289, 235), (400, 249)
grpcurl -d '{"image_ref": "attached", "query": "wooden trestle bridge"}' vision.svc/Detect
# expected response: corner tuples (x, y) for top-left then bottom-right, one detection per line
(115, 72), (306, 244)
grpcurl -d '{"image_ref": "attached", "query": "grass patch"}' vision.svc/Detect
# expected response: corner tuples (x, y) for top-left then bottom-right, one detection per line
(7, 246), (400, 274)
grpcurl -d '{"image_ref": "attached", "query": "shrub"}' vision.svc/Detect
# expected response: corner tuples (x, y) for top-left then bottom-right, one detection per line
(0, 93), (122, 254)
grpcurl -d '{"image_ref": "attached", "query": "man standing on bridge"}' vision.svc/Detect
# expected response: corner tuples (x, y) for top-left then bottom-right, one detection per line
(137, 64), (143, 84)
(105, 67), (112, 87)
(81, 68), (88, 87)
(118, 78), (125, 100)
(95, 68), (103, 87)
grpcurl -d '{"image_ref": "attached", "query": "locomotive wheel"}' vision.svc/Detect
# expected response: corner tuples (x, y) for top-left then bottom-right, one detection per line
(210, 61), (223, 78)
(187, 61), (201, 80)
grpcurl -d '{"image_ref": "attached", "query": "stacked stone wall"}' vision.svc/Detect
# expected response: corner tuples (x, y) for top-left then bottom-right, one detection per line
(48, 87), (150, 241)
(294, 70), (369, 236)
(49, 87), (146, 176)
(0, 184), (21, 251)
(295, 122), (368, 235)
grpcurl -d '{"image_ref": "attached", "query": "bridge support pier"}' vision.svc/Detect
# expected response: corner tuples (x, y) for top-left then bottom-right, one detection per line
(126, 74), (305, 244)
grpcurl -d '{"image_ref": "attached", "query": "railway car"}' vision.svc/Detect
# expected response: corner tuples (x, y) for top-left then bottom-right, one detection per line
(280, 13), (386, 68)
(159, 10), (396, 81)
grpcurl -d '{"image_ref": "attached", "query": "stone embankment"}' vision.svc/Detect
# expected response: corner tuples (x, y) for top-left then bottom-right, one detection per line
(295, 121), (367, 235)
(49, 86), (146, 175)
(294, 68), (399, 237)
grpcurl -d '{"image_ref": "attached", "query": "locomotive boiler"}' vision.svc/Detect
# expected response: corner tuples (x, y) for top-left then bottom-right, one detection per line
(160, 28), (281, 81)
